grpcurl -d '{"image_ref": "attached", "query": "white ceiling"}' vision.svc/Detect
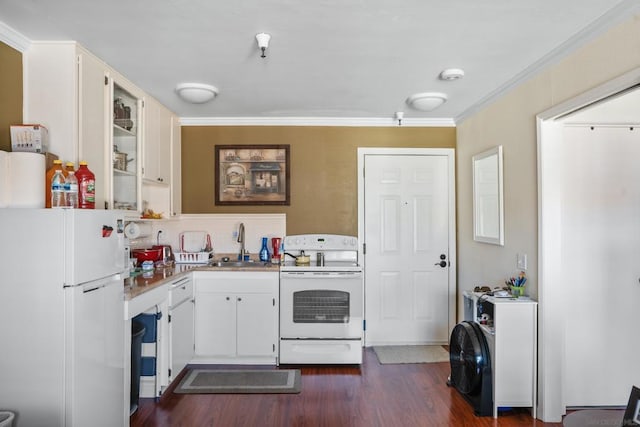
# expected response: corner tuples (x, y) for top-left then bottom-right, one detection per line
(1, 0), (638, 124)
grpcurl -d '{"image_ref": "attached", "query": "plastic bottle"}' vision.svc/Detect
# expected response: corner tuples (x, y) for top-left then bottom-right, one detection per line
(76, 161), (96, 209)
(65, 161), (75, 176)
(51, 169), (66, 208)
(65, 170), (79, 208)
(259, 237), (270, 262)
(45, 159), (65, 208)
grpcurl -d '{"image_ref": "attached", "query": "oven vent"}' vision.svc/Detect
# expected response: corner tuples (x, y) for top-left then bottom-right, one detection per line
(293, 290), (350, 323)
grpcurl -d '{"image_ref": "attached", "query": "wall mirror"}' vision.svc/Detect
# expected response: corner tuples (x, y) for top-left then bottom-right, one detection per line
(472, 145), (504, 245)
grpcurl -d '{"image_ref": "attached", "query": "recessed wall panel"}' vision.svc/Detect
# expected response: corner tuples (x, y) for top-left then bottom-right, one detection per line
(381, 272), (400, 319)
(413, 271), (432, 320)
(414, 196), (433, 252)
(380, 196), (400, 252)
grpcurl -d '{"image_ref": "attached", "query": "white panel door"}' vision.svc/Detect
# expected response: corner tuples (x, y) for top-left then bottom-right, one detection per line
(562, 126), (640, 406)
(364, 154), (451, 345)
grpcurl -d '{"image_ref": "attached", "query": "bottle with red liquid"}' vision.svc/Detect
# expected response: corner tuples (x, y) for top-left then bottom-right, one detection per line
(76, 161), (95, 209)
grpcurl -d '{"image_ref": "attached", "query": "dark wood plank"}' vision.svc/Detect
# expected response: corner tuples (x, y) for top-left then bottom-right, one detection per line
(131, 347), (563, 427)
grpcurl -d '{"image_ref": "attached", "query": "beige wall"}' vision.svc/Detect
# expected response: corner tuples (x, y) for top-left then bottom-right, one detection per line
(457, 16), (640, 297)
(0, 42), (23, 151)
(181, 126), (455, 235)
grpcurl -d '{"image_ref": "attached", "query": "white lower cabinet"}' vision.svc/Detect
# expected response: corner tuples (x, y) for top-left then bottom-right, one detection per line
(168, 275), (194, 383)
(193, 271), (279, 364)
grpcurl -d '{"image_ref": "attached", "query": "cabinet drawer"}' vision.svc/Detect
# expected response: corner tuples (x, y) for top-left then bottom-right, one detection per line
(169, 276), (193, 307)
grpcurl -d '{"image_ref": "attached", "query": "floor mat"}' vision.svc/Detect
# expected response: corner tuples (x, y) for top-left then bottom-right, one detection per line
(173, 369), (302, 394)
(373, 345), (450, 364)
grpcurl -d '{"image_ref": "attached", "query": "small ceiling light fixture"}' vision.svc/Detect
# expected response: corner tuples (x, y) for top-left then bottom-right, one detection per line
(175, 83), (219, 104)
(439, 68), (465, 81)
(394, 111), (404, 126)
(406, 92), (448, 112)
(256, 33), (271, 58)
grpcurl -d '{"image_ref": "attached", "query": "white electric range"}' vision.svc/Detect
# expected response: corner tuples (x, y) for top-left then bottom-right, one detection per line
(279, 234), (363, 364)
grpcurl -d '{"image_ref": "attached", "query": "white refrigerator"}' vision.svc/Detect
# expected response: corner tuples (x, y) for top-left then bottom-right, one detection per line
(0, 209), (127, 427)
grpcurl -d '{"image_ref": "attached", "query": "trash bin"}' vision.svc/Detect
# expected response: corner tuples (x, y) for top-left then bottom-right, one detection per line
(0, 411), (15, 427)
(130, 321), (146, 415)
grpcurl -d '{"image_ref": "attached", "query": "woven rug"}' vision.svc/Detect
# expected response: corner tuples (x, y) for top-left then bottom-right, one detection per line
(373, 345), (450, 364)
(173, 369), (301, 394)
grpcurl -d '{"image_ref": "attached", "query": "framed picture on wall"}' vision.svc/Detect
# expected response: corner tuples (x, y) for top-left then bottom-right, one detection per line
(215, 144), (290, 205)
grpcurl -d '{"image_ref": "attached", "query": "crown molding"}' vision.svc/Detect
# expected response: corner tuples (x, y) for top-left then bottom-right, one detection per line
(179, 116), (455, 127)
(456, 0), (640, 123)
(0, 21), (30, 52)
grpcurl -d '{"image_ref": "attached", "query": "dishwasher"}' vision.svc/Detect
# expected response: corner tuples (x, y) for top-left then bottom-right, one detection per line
(168, 275), (194, 383)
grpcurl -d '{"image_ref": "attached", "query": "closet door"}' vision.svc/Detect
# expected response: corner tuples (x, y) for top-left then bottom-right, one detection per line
(562, 125), (640, 406)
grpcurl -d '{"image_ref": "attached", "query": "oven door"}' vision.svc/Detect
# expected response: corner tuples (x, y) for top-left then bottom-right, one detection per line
(279, 271), (363, 339)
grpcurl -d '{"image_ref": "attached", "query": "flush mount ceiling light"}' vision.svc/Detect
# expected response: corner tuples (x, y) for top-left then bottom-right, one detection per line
(256, 33), (271, 58)
(175, 83), (219, 104)
(406, 92), (448, 112)
(439, 68), (465, 81)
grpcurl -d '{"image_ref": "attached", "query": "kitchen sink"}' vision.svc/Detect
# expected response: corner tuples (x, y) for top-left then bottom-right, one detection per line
(208, 260), (270, 268)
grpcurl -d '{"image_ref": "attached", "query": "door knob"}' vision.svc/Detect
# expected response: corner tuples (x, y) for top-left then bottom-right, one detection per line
(435, 260), (447, 268)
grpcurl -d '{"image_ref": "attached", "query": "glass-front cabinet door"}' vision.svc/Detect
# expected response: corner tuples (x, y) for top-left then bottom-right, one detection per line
(107, 76), (142, 212)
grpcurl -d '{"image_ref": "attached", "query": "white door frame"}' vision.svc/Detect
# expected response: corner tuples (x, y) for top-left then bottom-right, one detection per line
(537, 66), (640, 422)
(357, 147), (457, 346)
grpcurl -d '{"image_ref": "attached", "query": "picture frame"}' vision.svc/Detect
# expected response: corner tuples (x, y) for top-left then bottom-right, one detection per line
(215, 145), (290, 205)
(472, 145), (504, 246)
(623, 386), (640, 426)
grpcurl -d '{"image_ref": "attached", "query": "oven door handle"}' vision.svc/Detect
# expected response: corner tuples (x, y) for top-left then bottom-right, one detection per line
(280, 272), (362, 278)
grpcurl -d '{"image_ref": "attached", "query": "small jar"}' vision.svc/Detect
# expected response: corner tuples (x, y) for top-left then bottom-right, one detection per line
(141, 260), (154, 271)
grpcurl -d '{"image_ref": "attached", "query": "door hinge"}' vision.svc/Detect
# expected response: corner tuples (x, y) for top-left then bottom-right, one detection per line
(168, 314), (172, 323)
(272, 298), (275, 306)
(363, 243), (366, 254)
(104, 76), (108, 85)
(142, 99), (145, 108)
(168, 368), (172, 377)
(363, 319), (366, 331)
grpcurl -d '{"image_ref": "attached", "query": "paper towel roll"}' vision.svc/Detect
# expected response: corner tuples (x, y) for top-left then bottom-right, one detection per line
(8, 152), (45, 208)
(0, 151), (9, 208)
(124, 222), (152, 239)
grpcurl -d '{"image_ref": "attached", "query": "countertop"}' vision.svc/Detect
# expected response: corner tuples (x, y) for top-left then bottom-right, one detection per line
(124, 254), (280, 300)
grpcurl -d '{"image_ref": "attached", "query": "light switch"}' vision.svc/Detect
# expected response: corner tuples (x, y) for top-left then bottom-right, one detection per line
(517, 253), (527, 270)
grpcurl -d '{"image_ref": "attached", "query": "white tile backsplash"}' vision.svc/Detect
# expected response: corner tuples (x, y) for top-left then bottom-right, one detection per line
(131, 214), (286, 257)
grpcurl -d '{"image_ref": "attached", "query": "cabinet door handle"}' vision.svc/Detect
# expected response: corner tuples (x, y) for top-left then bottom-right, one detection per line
(226, 296), (230, 301)
(237, 297), (242, 302)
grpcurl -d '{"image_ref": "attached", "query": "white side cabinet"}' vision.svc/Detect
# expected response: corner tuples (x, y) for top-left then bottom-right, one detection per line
(193, 271), (279, 364)
(477, 296), (538, 418)
(24, 41), (106, 188)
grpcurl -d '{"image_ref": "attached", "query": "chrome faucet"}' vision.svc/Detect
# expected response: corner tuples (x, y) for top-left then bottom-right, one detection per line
(237, 223), (247, 260)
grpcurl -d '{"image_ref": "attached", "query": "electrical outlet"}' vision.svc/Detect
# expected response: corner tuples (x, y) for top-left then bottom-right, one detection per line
(517, 253), (527, 270)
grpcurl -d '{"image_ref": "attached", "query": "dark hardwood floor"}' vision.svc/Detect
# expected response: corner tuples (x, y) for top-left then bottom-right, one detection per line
(131, 347), (563, 427)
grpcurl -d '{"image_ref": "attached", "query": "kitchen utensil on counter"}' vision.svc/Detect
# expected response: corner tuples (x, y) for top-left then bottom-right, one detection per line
(179, 231), (210, 253)
(152, 244), (175, 265)
(131, 248), (163, 266)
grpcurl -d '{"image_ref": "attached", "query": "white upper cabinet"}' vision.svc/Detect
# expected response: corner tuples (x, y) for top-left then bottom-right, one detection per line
(170, 114), (182, 217)
(24, 42), (107, 205)
(24, 41), (180, 214)
(108, 75), (143, 212)
(142, 97), (171, 185)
